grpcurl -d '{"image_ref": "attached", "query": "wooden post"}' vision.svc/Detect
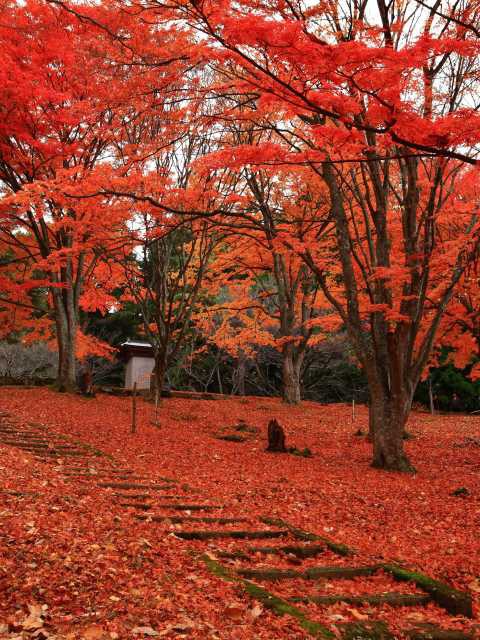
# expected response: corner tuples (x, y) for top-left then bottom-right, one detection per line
(153, 388), (159, 427)
(131, 382), (137, 433)
(352, 397), (355, 423)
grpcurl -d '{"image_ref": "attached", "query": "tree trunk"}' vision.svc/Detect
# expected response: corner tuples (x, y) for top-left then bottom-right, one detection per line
(53, 293), (77, 392)
(369, 388), (415, 472)
(152, 354), (167, 399)
(234, 350), (246, 396)
(367, 405), (374, 442)
(282, 345), (303, 405)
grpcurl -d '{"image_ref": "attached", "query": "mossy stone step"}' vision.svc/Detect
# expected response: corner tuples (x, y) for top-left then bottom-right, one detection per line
(49, 444), (85, 450)
(237, 565), (381, 580)
(153, 503), (222, 511)
(120, 502), (221, 511)
(69, 472), (144, 482)
(0, 489), (39, 497)
(136, 515), (245, 524)
(17, 443), (50, 449)
(62, 465), (133, 472)
(202, 555), (335, 639)
(62, 472), (114, 478)
(2, 442), (48, 449)
(291, 592), (431, 607)
(218, 543), (326, 560)
(406, 625), (474, 640)
(260, 517), (355, 557)
(339, 621), (394, 640)
(383, 564), (473, 618)
(0, 430), (44, 436)
(0, 437), (47, 444)
(121, 502), (153, 510)
(175, 529), (290, 540)
(113, 493), (152, 500)
(98, 482), (172, 491)
(0, 435), (47, 441)
(35, 450), (86, 457)
(97, 482), (175, 490)
(249, 544), (326, 559)
(63, 470), (134, 476)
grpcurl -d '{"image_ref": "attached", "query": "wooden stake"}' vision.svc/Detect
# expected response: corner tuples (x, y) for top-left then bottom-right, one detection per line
(131, 382), (137, 433)
(352, 397), (355, 423)
(154, 388), (159, 427)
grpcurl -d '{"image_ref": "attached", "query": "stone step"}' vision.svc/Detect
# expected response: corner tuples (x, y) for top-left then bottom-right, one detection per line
(0, 430), (44, 436)
(113, 493), (152, 500)
(175, 529), (290, 541)
(237, 564), (381, 580)
(218, 543), (326, 560)
(121, 502), (152, 510)
(61, 468), (131, 475)
(68, 474), (146, 481)
(406, 625), (474, 640)
(35, 450), (86, 457)
(339, 621), (393, 639)
(383, 564), (473, 618)
(62, 469), (134, 476)
(123, 502), (221, 511)
(290, 592), (431, 607)
(0, 489), (39, 497)
(97, 482), (176, 490)
(136, 515), (245, 524)
(14, 443), (50, 449)
(0, 435), (48, 442)
(1, 442), (49, 449)
(48, 444), (83, 450)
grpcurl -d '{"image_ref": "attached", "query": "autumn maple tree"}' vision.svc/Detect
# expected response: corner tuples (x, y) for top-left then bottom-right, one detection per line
(198, 151), (335, 405)
(0, 1), (125, 390)
(150, 0), (480, 471)
(0, 0), (192, 390)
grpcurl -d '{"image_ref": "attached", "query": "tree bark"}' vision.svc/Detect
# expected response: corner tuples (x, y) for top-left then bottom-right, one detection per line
(53, 291), (77, 392)
(234, 349), (247, 396)
(369, 386), (415, 472)
(152, 353), (167, 399)
(367, 402), (374, 442)
(282, 345), (303, 405)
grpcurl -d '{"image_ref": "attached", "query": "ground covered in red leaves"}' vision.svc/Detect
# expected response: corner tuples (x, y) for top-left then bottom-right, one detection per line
(0, 387), (479, 639)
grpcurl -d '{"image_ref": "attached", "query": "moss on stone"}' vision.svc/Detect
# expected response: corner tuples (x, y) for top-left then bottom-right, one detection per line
(175, 528), (289, 540)
(339, 621), (394, 640)
(260, 516), (356, 557)
(202, 555), (335, 639)
(291, 592), (431, 607)
(383, 564), (473, 618)
(237, 564), (380, 581)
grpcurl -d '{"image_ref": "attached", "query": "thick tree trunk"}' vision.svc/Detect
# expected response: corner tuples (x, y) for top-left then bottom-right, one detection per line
(53, 294), (77, 392)
(369, 388), (415, 472)
(282, 346), (303, 405)
(367, 405), (374, 443)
